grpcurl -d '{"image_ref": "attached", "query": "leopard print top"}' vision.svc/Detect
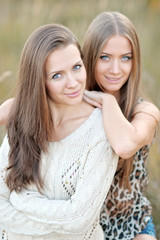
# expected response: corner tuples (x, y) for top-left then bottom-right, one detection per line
(100, 145), (152, 240)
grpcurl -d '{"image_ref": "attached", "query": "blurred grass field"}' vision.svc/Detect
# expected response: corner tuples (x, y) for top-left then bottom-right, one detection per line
(0, 0), (160, 237)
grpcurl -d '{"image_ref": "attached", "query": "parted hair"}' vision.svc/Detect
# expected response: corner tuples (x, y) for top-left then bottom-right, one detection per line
(82, 12), (141, 190)
(6, 23), (82, 192)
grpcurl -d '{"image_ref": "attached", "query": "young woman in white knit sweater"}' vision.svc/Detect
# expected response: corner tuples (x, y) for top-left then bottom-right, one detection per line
(0, 24), (118, 240)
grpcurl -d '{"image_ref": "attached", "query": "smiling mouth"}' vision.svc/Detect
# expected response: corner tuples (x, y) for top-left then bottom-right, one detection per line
(65, 89), (81, 98)
(105, 77), (121, 83)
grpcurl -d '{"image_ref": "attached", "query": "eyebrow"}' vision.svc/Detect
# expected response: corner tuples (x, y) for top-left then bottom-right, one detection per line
(48, 60), (83, 77)
(122, 52), (133, 56)
(101, 52), (133, 56)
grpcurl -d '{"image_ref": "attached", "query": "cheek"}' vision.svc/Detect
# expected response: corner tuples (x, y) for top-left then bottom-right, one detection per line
(95, 62), (104, 83)
(95, 61), (106, 74)
(46, 82), (53, 94)
(79, 69), (87, 86)
(125, 63), (132, 76)
(46, 82), (60, 98)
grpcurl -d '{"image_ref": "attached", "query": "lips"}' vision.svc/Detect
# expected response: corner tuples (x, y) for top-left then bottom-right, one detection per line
(64, 89), (81, 98)
(105, 76), (121, 83)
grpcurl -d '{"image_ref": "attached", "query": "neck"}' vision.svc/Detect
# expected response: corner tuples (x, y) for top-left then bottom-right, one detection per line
(49, 100), (87, 127)
(105, 90), (120, 103)
(48, 99), (94, 142)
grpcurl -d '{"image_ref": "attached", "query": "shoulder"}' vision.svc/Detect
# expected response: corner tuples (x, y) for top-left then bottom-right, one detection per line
(0, 135), (10, 169)
(133, 100), (160, 124)
(78, 107), (106, 142)
(135, 99), (160, 113)
(80, 100), (95, 115)
(79, 100), (103, 126)
(86, 108), (108, 143)
(0, 135), (10, 152)
(0, 98), (14, 126)
(88, 107), (103, 126)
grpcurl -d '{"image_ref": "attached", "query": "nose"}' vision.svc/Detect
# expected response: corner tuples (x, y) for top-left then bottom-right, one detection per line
(66, 73), (78, 88)
(109, 59), (120, 74)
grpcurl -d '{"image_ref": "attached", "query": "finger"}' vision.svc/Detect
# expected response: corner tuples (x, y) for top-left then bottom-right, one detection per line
(83, 95), (99, 107)
(84, 89), (99, 95)
(84, 90), (101, 103)
(84, 90), (95, 97)
(83, 95), (102, 109)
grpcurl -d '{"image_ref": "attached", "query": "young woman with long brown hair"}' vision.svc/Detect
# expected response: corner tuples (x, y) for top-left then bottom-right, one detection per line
(0, 23), (118, 240)
(82, 11), (160, 240)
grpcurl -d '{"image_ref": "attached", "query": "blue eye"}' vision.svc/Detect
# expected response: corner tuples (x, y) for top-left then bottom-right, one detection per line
(100, 55), (109, 61)
(73, 64), (81, 71)
(52, 73), (61, 79)
(122, 56), (132, 61)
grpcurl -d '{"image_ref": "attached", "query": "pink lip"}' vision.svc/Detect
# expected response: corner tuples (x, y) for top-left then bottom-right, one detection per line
(105, 76), (121, 84)
(64, 89), (81, 98)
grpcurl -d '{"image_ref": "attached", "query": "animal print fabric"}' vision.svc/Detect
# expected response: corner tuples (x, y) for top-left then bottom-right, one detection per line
(100, 145), (152, 240)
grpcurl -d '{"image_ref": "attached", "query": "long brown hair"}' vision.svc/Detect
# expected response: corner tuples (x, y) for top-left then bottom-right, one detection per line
(82, 12), (141, 189)
(6, 23), (82, 192)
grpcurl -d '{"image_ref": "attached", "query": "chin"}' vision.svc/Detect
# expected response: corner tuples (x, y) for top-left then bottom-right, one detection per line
(69, 97), (83, 106)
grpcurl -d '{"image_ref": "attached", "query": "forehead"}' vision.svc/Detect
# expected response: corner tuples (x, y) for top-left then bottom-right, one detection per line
(45, 44), (81, 73)
(102, 35), (132, 53)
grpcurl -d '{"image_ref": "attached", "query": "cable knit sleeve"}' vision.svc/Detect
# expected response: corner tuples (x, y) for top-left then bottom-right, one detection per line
(10, 138), (118, 234)
(0, 135), (64, 236)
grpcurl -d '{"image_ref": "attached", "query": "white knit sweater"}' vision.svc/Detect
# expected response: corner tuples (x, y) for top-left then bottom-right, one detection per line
(0, 108), (118, 240)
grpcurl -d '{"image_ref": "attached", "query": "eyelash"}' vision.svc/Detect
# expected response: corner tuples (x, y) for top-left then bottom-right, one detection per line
(51, 64), (82, 80)
(122, 56), (132, 61)
(52, 73), (61, 79)
(100, 55), (132, 61)
(73, 64), (82, 71)
(100, 56), (109, 60)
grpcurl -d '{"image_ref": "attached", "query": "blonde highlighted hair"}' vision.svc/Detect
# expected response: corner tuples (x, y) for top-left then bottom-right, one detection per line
(82, 12), (141, 189)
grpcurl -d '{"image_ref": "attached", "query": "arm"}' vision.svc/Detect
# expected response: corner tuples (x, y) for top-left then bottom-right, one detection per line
(0, 136), (72, 236)
(0, 98), (14, 125)
(84, 90), (160, 159)
(10, 139), (118, 234)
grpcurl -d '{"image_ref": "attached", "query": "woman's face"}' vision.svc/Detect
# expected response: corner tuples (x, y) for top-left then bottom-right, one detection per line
(45, 44), (86, 106)
(95, 35), (133, 99)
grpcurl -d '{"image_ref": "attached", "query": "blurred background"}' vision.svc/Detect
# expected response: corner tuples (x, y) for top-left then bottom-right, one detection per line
(0, 0), (160, 237)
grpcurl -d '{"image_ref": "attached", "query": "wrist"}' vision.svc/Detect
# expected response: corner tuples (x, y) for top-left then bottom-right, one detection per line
(101, 93), (116, 104)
